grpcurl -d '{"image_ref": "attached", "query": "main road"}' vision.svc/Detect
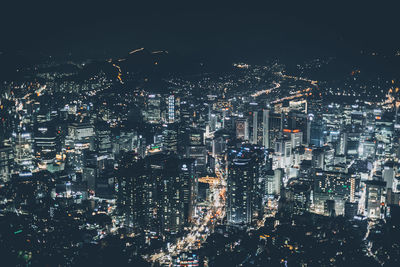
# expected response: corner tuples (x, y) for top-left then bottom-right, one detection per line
(145, 160), (226, 265)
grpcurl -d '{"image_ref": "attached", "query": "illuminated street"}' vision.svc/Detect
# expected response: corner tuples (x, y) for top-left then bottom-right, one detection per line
(146, 160), (226, 265)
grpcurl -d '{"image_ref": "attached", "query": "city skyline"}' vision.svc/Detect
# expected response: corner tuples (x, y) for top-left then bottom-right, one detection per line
(1, 2), (400, 266)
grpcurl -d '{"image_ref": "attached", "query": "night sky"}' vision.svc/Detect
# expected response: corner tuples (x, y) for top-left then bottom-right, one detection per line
(1, 1), (400, 61)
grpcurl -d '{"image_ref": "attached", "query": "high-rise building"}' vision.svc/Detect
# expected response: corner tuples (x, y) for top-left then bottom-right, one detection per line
(118, 160), (156, 230)
(209, 113), (217, 132)
(285, 182), (311, 215)
(313, 171), (352, 215)
(163, 124), (178, 155)
(383, 162), (395, 190)
(34, 124), (60, 166)
(290, 130), (303, 148)
(146, 94), (161, 123)
(265, 168), (282, 196)
(188, 129), (203, 146)
(227, 146), (262, 224)
(365, 180), (386, 219)
(252, 111), (258, 145)
(325, 199), (336, 217)
(307, 113), (314, 145)
(186, 145), (207, 175)
(118, 154), (198, 233)
(310, 119), (324, 147)
(0, 146), (13, 182)
(212, 136), (226, 157)
(96, 127), (113, 154)
(68, 123), (94, 141)
(236, 118), (249, 141)
(344, 201), (358, 219)
(159, 158), (186, 233)
(12, 131), (34, 173)
(168, 95), (175, 124)
(179, 159), (197, 224)
(262, 109), (270, 148)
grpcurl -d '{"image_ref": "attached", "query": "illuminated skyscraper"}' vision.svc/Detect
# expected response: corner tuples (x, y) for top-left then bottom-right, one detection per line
(168, 95), (175, 124)
(236, 118), (249, 141)
(118, 160), (156, 230)
(12, 131), (34, 173)
(146, 94), (161, 123)
(307, 113), (314, 145)
(0, 146), (13, 182)
(262, 109), (270, 148)
(266, 168), (282, 196)
(227, 146), (262, 224)
(252, 111), (258, 145)
(34, 124), (60, 166)
(163, 124), (178, 155)
(365, 180), (386, 219)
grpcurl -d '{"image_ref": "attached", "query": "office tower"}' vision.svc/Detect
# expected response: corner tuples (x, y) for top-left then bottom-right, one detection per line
(347, 132), (360, 155)
(350, 175), (357, 202)
(310, 119), (324, 147)
(252, 111), (258, 144)
(146, 94), (161, 123)
(365, 180), (386, 219)
(184, 127), (206, 174)
(306, 113), (314, 145)
(137, 135), (147, 159)
(222, 109), (226, 129)
(118, 160), (156, 230)
(180, 100), (191, 126)
(313, 171), (351, 215)
(263, 109), (270, 148)
(286, 182), (311, 215)
(85, 151), (113, 174)
(338, 131), (348, 155)
(34, 124), (59, 166)
(266, 169), (282, 196)
(227, 146), (262, 224)
(236, 118), (249, 141)
(383, 162), (395, 189)
(212, 136), (225, 157)
(95, 170), (115, 199)
(65, 123), (94, 172)
(325, 199), (336, 217)
(168, 95), (175, 123)
(83, 166), (97, 191)
(290, 130), (303, 148)
(186, 145), (207, 175)
(274, 138), (292, 169)
(174, 96), (181, 122)
(12, 131), (35, 173)
(179, 159), (197, 223)
(324, 147), (335, 168)
(96, 128), (112, 154)
(68, 122), (94, 141)
(163, 124), (178, 155)
(344, 201), (358, 219)
(386, 188), (400, 205)
(159, 158), (186, 232)
(360, 140), (376, 159)
(210, 113), (217, 132)
(188, 129), (203, 146)
(312, 148), (325, 169)
(282, 129), (303, 147)
(0, 146), (13, 182)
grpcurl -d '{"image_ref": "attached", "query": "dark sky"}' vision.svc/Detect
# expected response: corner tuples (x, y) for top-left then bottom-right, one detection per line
(1, 1), (400, 61)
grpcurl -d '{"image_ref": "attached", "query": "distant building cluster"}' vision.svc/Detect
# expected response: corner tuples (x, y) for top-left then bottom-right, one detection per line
(0, 57), (399, 265)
